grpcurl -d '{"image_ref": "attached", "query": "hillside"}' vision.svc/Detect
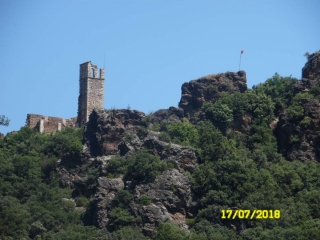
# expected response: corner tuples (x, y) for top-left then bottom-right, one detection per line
(0, 50), (320, 239)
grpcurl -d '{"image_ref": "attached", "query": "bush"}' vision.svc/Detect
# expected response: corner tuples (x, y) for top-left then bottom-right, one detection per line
(159, 132), (171, 143)
(299, 117), (311, 129)
(137, 127), (148, 139)
(139, 194), (151, 205)
(203, 101), (233, 128)
(152, 222), (187, 240)
(168, 122), (199, 147)
(287, 104), (304, 122)
(108, 207), (136, 230)
(107, 156), (130, 177)
(107, 150), (170, 184)
(310, 86), (320, 100)
(114, 190), (134, 208)
(150, 123), (161, 131)
(110, 227), (147, 240)
(125, 150), (169, 183)
(43, 127), (84, 157)
(76, 197), (89, 207)
(142, 115), (152, 127)
(124, 133), (134, 142)
(290, 134), (300, 143)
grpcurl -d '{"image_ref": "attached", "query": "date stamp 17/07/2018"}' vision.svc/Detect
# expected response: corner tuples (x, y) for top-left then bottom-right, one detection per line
(221, 210), (281, 220)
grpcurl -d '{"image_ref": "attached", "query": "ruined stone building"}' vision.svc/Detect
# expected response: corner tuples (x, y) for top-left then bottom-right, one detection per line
(26, 61), (105, 133)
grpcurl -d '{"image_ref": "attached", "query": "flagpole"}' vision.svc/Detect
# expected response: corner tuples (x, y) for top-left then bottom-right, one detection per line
(239, 50), (244, 71)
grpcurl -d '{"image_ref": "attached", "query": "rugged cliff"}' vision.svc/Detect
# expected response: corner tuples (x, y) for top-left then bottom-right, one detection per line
(178, 71), (247, 121)
(57, 109), (198, 236)
(275, 50), (320, 162)
(55, 51), (320, 238)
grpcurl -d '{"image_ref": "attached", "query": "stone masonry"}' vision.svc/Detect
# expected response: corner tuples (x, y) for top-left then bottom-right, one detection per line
(77, 61), (105, 126)
(26, 114), (77, 133)
(26, 61), (105, 133)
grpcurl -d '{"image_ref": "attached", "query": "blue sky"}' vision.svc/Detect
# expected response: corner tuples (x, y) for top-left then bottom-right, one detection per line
(1, 0), (319, 135)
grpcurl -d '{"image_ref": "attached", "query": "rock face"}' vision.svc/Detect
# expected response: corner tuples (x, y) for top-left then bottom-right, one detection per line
(83, 109), (145, 157)
(143, 132), (197, 173)
(294, 61), (320, 96)
(93, 177), (124, 228)
(178, 71), (247, 119)
(151, 107), (184, 124)
(55, 53), (320, 236)
(275, 98), (320, 162)
(275, 52), (320, 162)
(131, 169), (195, 235)
(302, 50), (320, 80)
(56, 108), (196, 234)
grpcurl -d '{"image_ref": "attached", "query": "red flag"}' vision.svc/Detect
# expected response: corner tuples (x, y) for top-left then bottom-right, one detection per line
(241, 50), (244, 54)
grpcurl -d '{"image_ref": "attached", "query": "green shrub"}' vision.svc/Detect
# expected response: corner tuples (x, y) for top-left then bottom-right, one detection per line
(124, 133), (134, 142)
(253, 73), (297, 113)
(160, 120), (169, 132)
(150, 123), (160, 131)
(108, 207), (136, 230)
(293, 92), (315, 102)
(114, 190), (134, 208)
(107, 156), (130, 177)
(159, 132), (171, 142)
(287, 104), (304, 122)
(186, 218), (196, 228)
(168, 122), (199, 147)
(203, 101), (233, 128)
(299, 117), (311, 129)
(43, 127), (83, 157)
(125, 150), (169, 183)
(110, 227), (147, 240)
(107, 150), (170, 184)
(76, 197), (89, 207)
(139, 194), (151, 205)
(142, 115), (152, 127)
(290, 134), (300, 143)
(167, 162), (174, 170)
(310, 86), (320, 100)
(137, 126), (148, 139)
(107, 173), (115, 178)
(152, 222), (187, 240)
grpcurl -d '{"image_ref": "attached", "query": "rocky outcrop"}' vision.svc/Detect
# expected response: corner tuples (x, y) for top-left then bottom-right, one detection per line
(294, 50), (320, 95)
(83, 109), (145, 157)
(275, 98), (320, 162)
(53, 50), (320, 237)
(56, 154), (85, 188)
(302, 50), (320, 80)
(178, 71), (247, 119)
(56, 108), (196, 233)
(93, 177), (124, 228)
(151, 107), (184, 124)
(274, 52), (320, 162)
(143, 132), (198, 173)
(130, 169), (195, 235)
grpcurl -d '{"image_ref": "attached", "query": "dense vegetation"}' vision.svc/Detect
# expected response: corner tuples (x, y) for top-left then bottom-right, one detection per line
(1, 73), (320, 239)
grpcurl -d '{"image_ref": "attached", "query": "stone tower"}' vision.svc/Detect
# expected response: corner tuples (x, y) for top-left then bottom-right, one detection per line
(77, 61), (105, 126)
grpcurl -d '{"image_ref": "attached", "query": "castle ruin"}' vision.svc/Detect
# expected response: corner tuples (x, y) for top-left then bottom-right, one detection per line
(26, 61), (105, 133)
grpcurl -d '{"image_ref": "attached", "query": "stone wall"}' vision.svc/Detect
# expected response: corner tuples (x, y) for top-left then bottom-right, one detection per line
(87, 78), (104, 120)
(25, 61), (105, 133)
(77, 61), (105, 126)
(26, 114), (77, 133)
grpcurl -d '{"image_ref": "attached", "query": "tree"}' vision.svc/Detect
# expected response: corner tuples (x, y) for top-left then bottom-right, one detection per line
(0, 115), (10, 126)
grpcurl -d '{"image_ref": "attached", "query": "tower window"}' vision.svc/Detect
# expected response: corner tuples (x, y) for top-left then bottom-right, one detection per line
(91, 69), (94, 78)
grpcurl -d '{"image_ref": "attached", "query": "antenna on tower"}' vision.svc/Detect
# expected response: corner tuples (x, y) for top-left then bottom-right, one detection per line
(104, 53), (105, 69)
